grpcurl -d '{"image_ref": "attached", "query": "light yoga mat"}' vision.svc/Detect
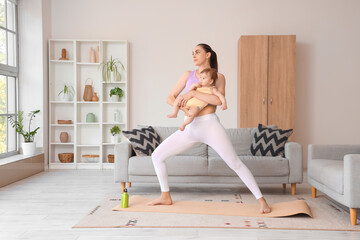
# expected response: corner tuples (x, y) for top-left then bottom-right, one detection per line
(112, 195), (312, 218)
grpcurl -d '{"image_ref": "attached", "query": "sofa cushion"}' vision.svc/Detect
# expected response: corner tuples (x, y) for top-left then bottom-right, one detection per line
(308, 159), (344, 194)
(208, 156), (289, 177)
(208, 127), (255, 157)
(151, 126), (207, 157)
(128, 156), (208, 176)
(250, 124), (293, 157)
(122, 126), (161, 156)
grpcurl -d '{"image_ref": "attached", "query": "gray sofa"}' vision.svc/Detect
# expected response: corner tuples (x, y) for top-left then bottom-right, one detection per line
(115, 126), (303, 195)
(308, 144), (360, 225)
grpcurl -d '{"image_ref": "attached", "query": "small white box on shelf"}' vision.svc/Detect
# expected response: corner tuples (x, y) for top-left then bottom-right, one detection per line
(82, 154), (99, 163)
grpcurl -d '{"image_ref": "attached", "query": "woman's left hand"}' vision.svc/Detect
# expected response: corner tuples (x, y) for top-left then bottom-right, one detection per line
(179, 91), (194, 107)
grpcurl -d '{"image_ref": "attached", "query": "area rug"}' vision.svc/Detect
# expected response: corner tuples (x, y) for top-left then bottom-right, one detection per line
(112, 195), (312, 218)
(73, 186), (360, 230)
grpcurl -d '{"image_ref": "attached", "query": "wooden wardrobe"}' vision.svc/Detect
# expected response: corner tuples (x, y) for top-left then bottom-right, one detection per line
(237, 35), (296, 133)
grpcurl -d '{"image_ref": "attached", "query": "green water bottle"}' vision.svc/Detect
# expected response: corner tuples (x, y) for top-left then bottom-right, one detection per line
(121, 188), (129, 208)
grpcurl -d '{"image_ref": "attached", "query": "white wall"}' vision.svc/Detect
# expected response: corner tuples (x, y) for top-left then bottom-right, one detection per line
(18, 0), (44, 148)
(20, 0), (360, 167)
(18, 0), (50, 167)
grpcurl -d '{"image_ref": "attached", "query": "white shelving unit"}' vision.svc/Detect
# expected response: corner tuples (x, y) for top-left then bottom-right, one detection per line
(48, 39), (129, 169)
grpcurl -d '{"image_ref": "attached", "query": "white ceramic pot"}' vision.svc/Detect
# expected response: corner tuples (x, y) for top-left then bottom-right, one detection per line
(111, 95), (120, 102)
(60, 93), (72, 101)
(111, 135), (119, 144)
(22, 142), (36, 155)
(110, 71), (119, 82)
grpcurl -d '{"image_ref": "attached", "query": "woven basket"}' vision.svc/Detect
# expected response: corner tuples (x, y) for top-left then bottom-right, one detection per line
(58, 153), (74, 163)
(57, 120), (72, 124)
(108, 154), (114, 163)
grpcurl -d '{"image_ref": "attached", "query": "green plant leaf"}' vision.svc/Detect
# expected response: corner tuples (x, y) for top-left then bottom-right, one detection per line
(99, 56), (125, 82)
(109, 87), (123, 97)
(8, 110), (40, 142)
(110, 125), (121, 136)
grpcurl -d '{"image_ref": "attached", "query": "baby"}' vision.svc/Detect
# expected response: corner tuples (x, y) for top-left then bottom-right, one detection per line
(167, 68), (227, 131)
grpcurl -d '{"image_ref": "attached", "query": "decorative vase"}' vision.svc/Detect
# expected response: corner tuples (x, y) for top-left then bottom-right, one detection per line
(92, 92), (99, 101)
(111, 135), (119, 143)
(83, 78), (93, 101)
(89, 48), (96, 63)
(60, 132), (69, 143)
(86, 113), (96, 123)
(95, 46), (100, 63)
(22, 142), (36, 155)
(114, 110), (121, 122)
(111, 95), (120, 102)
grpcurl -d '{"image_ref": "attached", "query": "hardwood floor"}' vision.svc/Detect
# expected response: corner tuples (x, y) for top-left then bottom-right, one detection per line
(0, 170), (359, 239)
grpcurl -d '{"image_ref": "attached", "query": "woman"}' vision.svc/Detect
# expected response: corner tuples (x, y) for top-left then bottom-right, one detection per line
(148, 43), (271, 214)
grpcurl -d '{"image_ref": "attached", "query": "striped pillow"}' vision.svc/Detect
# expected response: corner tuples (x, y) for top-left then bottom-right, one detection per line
(250, 124), (293, 157)
(122, 126), (161, 156)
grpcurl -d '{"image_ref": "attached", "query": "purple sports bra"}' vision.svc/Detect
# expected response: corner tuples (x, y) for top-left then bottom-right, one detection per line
(185, 70), (199, 92)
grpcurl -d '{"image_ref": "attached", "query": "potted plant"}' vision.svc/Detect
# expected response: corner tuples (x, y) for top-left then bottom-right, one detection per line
(8, 110), (40, 155)
(58, 84), (74, 101)
(100, 56), (125, 82)
(109, 87), (123, 102)
(110, 125), (121, 143)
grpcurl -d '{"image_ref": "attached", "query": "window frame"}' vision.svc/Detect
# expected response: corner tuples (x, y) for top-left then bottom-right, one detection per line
(0, 0), (19, 159)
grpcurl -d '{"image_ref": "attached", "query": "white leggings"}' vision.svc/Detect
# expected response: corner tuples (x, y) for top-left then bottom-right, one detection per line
(151, 113), (263, 199)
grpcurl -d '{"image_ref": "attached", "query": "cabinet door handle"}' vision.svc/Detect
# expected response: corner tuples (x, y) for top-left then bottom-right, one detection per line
(263, 97), (265, 104)
(270, 98), (273, 104)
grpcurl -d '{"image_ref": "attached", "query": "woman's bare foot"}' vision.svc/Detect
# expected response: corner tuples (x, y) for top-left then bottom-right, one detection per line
(258, 197), (271, 214)
(147, 192), (173, 206)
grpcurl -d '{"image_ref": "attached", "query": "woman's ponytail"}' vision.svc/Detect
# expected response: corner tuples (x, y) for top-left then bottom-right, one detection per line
(210, 49), (218, 71)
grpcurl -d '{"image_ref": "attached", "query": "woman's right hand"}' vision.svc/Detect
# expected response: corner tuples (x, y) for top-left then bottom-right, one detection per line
(178, 91), (195, 108)
(176, 95), (185, 107)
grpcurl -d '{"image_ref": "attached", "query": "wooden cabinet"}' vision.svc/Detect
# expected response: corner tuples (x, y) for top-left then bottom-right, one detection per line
(238, 35), (295, 132)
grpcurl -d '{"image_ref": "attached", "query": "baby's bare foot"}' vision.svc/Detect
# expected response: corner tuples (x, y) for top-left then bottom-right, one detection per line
(179, 124), (186, 131)
(167, 113), (177, 118)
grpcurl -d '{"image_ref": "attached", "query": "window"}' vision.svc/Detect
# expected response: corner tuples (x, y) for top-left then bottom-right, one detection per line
(0, 0), (18, 158)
